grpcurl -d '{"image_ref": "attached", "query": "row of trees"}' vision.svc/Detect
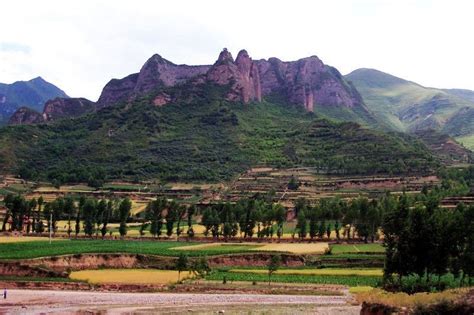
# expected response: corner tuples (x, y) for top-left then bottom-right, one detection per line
(383, 193), (474, 291)
(1, 194), (132, 238)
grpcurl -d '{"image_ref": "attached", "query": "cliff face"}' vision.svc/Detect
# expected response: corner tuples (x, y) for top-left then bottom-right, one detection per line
(9, 97), (96, 125)
(256, 56), (364, 111)
(43, 97), (96, 121)
(96, 48), (364, 112)
(8, 107), (44, 125)
(97, 54), (210, 108)
(206, 49), (262, 103)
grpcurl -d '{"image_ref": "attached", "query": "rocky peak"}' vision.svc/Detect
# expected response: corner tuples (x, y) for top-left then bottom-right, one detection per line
(98, 54), (210, 107)
(97, 48), (366, 113)
(207, 49), (262, 103)
(215, 48), (234, 65)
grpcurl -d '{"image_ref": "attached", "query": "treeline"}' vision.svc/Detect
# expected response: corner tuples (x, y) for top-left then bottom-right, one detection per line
(383, 193), (474, 292)
(1, 194), (132, 238)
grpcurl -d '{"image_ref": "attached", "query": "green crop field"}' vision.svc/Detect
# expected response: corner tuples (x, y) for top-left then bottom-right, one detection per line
(206, 270), (381, 287)
(0, 239), (260, 260)
(330, 243), (385, 254)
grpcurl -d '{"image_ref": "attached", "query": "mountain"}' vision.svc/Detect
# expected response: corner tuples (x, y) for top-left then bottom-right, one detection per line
(0, 49), (438, 183)
(96, 49), (375, 126)
(9, 97), (96, 125)
(443, 88), (474, 103)
(345, 69), (474, 149)
(0, 77), (68, 124)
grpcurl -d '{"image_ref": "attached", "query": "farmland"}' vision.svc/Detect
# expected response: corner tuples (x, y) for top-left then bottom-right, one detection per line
(70, 269), (194, 284)
(0, 239), (263, 260)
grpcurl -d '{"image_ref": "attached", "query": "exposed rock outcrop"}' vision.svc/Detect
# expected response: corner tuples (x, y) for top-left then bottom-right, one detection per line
(206, 49), (262, 103)
(97, 54), (210, 108)
(96, 48), (365, 113)
(8, 107), (44, 124)
(256, 56), (364, 111)
(9, 97), (96, 125)
(43, 97), (96, 121)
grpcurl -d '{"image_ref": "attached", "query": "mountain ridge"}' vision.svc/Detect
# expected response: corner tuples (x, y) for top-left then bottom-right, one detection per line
(345, 68), (474, 147)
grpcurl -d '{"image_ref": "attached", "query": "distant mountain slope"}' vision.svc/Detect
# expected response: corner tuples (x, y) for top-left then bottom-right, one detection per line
(0, 77), (67, 124)
(345, 69), (474, 135)
(443, 88), (474, 103)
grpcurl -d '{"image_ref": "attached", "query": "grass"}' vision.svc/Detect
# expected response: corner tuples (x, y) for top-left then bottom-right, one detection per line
(69, 269), (193, 285)
(456, 134), (474, 151)
(229, 268), (383, 277)
(206, 270), (381, 287)
(330, 243), (385, 254)
(0, 239), (261, 260)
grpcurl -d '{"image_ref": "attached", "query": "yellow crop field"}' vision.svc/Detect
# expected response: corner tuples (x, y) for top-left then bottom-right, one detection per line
(69, 269), (194, 285)
(131, 201), (147, 215)
(0, 236), (57, 243)
(172, 242), (329, 254)
(230, 268), (382, 277)
(251, 242), (329, 254)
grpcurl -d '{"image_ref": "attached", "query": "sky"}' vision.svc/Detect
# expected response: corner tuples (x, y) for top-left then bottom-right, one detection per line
(1, 0), (473, 101)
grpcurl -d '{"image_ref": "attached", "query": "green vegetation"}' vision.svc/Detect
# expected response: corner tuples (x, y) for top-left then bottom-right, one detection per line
(330, 244), (385, 254)
(206, 270), (381, 287)
(0, 275), (82, 283)
(0, 82), (438, 183)
(456, 134), (474, 151)
(383, 193), (474, 292)
(346, 68), (474, 136)
(0, 240), (259, 260)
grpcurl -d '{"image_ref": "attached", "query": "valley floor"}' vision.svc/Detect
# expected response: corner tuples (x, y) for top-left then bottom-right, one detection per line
(0, 289), (359, 315)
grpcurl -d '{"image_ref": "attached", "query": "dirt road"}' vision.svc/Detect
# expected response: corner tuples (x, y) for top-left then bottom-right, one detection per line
(0, 289), (360, 314)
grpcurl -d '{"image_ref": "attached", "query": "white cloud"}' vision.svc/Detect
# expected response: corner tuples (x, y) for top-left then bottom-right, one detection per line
(0, 0), (473, 100)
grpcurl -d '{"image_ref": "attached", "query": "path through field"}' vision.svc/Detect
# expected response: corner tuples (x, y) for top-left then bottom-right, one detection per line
(0, 289), (360, 314)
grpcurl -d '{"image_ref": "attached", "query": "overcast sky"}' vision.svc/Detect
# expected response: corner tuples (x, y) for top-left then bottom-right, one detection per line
(1, 0), (473, 101)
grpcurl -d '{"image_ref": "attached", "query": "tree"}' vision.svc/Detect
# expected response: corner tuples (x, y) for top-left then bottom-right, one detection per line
(334, 220), (340, 240)
(1, 194), (14, 231)
(267, 255), (281, 286)
(273, 204), (286, 241)
(175, 205), (187, 241)
(287, 176), (300, 190)
(26, 198), (36, 234)
(101, 200), (113, 238)
(187, 205), (196, 239)
(296, 210), (307, 239)
(64, 196), (75, 238)
(166, 201), (178, 238)
(176, 253), (188, 282)
(148, 197), (165, 238)
(95, 199), (107, 238)
(75, 196), (86, 237)
(326, 222), (331, 239)
(318, 220), (325, 239)
(308, 206), (318, 240)
(191, 255), (211, 278)
(118, 198), (132, 238)
(82, 199), (97, 237)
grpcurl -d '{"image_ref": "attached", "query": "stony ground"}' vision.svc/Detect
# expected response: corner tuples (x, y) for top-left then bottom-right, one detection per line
(0, 289), (360, 314)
